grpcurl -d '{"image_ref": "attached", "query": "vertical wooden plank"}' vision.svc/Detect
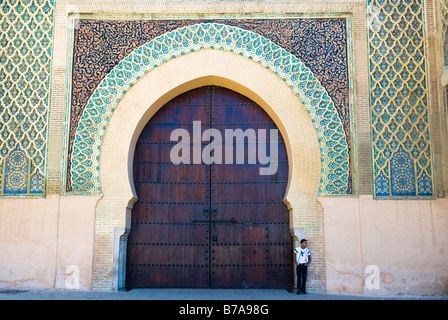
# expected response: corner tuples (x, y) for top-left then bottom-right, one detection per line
(126, 87), (210, 289)
(210, 86), (292, 289)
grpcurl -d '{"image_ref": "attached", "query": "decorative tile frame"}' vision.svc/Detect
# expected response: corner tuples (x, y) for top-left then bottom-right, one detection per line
(367, 0), (434, 198)
(69, 22), (351, 196)
(65, 18), (353, 194)
(0, 0), (54, 196)
(440, 0), (448, 67)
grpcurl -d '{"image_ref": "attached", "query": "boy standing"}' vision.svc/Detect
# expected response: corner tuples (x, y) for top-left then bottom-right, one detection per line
(294, 239), (311, 294)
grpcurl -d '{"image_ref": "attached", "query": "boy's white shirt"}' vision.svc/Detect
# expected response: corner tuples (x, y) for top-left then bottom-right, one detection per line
(294, 246), (310, 264)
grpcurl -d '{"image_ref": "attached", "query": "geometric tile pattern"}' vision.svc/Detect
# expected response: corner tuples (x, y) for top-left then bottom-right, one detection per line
(0, 0), (54, 196)
(3, 144), (29, 194)
(367, 0), (434, 197)
(70, 23), (350, 196)
(441, 0), (448, 66)
(67, 18), (352, 193)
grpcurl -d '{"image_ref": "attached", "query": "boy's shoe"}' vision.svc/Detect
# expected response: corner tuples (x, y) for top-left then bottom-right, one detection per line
(296, 290), (302, 295)
(302, 290), (307, 294)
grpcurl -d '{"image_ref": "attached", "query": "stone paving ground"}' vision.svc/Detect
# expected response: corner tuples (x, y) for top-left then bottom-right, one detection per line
(0, 288), (446, 300)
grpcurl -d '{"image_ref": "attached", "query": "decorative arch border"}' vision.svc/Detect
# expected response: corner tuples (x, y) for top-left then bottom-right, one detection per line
(70, 23), (349, 195)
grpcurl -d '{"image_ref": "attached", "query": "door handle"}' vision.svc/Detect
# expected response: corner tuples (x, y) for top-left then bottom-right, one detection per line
(211, 207), (218, 217)
(203, 208), (210, 217)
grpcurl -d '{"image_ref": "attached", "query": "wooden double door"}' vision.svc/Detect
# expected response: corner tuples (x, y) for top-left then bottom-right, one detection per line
(126, 86), (292, 289)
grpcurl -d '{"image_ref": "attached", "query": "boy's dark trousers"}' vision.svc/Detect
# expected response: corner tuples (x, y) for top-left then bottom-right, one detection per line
(296, 264), (308, 292)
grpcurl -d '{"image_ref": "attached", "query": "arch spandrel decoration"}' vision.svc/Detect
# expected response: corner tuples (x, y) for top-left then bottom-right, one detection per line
(70, 23), (350, 196)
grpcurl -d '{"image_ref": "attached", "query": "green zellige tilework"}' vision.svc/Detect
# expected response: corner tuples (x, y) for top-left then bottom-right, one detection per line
(367, 0), (433, 197)
(441, 0), (448, 66)
(0, 0), (54, 196)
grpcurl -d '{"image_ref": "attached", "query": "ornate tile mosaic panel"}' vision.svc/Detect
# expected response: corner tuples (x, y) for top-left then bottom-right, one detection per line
(0, 0), (54, 196)
(441, 0), (448, 66)
(367, 0), (434, 197)
(67, 18), (352, 195)
(68, 22), (351, 196)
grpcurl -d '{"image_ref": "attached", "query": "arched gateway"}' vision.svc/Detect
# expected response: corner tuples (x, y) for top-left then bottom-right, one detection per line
(93, 47), (324, 291)
(126, 86), (292, 289)
(70, 24), (348, 290)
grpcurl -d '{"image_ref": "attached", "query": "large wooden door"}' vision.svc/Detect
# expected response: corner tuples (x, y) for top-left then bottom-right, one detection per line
(126, 86), (292, 290)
